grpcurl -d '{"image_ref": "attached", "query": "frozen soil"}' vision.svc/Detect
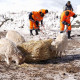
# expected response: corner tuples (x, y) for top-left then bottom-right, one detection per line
(0, 31), (80, 80)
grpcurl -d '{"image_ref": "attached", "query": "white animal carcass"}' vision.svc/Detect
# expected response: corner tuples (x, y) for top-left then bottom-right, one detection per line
(0, 38), (24, 65)
(51, 33), (68, 57)
(6, 30), (25, 45)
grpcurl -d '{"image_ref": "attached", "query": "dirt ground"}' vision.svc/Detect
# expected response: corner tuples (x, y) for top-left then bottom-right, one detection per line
(0, 31), (80, 80)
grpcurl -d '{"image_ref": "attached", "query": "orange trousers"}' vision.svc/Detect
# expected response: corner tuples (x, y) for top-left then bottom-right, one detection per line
(60, 21), (71, 32)
(29, 20), (39, 30)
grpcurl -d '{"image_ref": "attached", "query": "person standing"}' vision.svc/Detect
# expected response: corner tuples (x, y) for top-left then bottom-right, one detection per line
(63, 1), (73, 11)
(60, 10), (77, 39)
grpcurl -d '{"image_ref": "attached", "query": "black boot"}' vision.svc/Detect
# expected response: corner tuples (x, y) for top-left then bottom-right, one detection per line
(38, 28), (40, 32)
(30, 30), (33, 36)
(35, 29), (39, 35)
(67, 31), (72, 39)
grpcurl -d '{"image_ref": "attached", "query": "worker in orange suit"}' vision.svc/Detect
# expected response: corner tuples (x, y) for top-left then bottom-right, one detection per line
(29, 9), (48, 36)
(29, 11), (44, 35)
(60, 10), (77, 39)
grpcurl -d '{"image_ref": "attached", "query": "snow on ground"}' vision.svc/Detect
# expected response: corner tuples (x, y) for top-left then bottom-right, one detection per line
(0, 10), (80, 41)
(0, 10), (61, 41)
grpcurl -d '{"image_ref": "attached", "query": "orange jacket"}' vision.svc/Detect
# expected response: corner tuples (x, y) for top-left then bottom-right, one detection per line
(32, 11), (43, 21)
(60, 10), (75, 23)
(39, 9), (46, 14)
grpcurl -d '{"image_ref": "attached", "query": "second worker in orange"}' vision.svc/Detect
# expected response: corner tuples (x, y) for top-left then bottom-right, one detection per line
(60, 10), (77, 39)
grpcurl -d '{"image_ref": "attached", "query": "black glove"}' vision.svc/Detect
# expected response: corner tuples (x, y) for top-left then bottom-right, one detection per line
(67, 24), (70, 26)
(73, 14), (77, 18)
(35, 21), (39, 26)
(62, 21), (68, 25)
